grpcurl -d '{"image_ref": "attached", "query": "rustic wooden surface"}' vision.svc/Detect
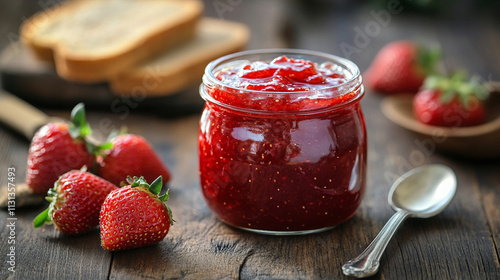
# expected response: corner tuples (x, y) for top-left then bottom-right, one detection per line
(1, 0), (500, 279)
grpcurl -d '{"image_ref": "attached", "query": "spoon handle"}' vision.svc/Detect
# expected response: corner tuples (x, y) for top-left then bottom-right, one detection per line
(342, 210), (409, 278)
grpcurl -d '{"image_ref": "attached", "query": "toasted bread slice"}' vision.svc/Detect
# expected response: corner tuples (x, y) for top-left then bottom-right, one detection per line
(20, 0), (203, 83)
(110, 18), (249, 96)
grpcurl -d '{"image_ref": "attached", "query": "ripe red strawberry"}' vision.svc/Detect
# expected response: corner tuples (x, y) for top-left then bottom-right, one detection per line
(365, 41), (440, 94)
(98, 134), (171, 186)
(33, 170), (118, 235)
(27, 103), (97, 195)
(100, 176), (173, 251)
(413, 73), (488, 127)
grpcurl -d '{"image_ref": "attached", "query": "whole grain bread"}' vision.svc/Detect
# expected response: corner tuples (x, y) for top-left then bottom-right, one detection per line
(109, 18), (249, 96)
(20, 0), (203, 83)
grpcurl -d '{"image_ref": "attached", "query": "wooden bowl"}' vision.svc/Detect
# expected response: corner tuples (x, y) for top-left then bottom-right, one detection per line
(381, 82), (500, 159)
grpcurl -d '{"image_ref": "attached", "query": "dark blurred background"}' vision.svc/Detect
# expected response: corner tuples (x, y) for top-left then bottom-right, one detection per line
(0, 0), (499, 112)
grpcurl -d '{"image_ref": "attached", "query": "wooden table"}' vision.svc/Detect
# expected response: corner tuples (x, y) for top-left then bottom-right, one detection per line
(1, 1), (499, 279)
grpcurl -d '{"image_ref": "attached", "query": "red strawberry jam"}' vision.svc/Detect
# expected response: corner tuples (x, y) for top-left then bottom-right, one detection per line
(199, 50), (366, 234)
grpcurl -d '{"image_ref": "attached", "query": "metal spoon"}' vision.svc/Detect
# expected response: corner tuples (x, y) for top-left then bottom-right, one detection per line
(342, 164), (457, 278)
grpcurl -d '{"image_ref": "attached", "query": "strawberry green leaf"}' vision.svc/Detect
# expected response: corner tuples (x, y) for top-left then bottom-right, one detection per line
(69, 103), (92, 138)
(159, 189), (170, 202)
(47, 187), (58, 198)
(131, 176), (149, 188)
(441, 89), (455, 104)
(33, 185), (59, 228)
(423, 75), (441, 90)
(33, 208), (51, 228)
(423, 71), (489, 107)
(96, 141), (113, 151)
(149, 176), (163, 195)
(67, 102), (108, 160)
(416, 43), (441, 76)
(166, 205), (174, 226)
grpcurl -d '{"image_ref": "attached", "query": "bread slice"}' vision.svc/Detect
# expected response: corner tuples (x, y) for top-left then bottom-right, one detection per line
(110, 18), (249, 96)
(20, 0), (203, 83)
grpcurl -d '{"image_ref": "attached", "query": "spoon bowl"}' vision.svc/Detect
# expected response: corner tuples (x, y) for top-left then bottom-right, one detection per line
(342, 164), (457, 278)
(389, 164), (457, 218)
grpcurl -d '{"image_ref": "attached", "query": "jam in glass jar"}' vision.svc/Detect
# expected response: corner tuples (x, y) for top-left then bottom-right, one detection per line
(199, 49), (366, 235)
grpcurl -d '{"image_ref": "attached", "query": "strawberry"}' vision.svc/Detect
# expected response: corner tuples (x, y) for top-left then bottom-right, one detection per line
(365, 41), (440, 94)
(26, 103), (98, 195)
(413, 72), (489, 127)
(98, 134), (171, 186)
(33, 170), (118, 235)
(100, 176), (173, 251)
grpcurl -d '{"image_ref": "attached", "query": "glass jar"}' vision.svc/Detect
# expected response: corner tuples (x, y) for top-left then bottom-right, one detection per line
(198, 49), (366, 235)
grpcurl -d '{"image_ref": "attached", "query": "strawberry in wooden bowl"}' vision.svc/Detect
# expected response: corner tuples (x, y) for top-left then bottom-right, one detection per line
(413, 72), (489, 127)
(381, 73), (500, 159)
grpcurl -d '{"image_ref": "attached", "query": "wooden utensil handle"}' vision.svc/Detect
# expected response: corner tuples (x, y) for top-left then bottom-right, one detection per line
(0, 90), (54, 140)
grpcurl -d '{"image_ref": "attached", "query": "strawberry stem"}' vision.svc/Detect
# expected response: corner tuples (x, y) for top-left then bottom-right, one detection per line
(33, 208), (50, 228)
(159, 190), (169, 201)
(68, 103), (114, 158)
(33, 177), (63, 228)
(149, 177), (162, 196)
(130, 176), (164, 196)
(417, 43), (441, 76)
(69, 103), (92, 139)
(130, 176), (149, 188)
(69, 103), (99, 156)
(423, 71), (489, 108)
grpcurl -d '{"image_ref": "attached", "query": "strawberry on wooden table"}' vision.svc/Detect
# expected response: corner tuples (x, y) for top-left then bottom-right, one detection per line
(100, 176), (173, 251)
(33, 170), (118, 235)
(413, 72), (489, 127)
(365, 40), (440, 94)
(26, 103), (100, 195)
(98, 134), (171, 186)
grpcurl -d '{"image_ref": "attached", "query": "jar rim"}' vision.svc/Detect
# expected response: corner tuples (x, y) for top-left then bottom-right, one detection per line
(201, 48), (364, 114)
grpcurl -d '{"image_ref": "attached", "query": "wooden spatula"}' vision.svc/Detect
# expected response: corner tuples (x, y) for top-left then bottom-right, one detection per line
(0, 90), (64, 140)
